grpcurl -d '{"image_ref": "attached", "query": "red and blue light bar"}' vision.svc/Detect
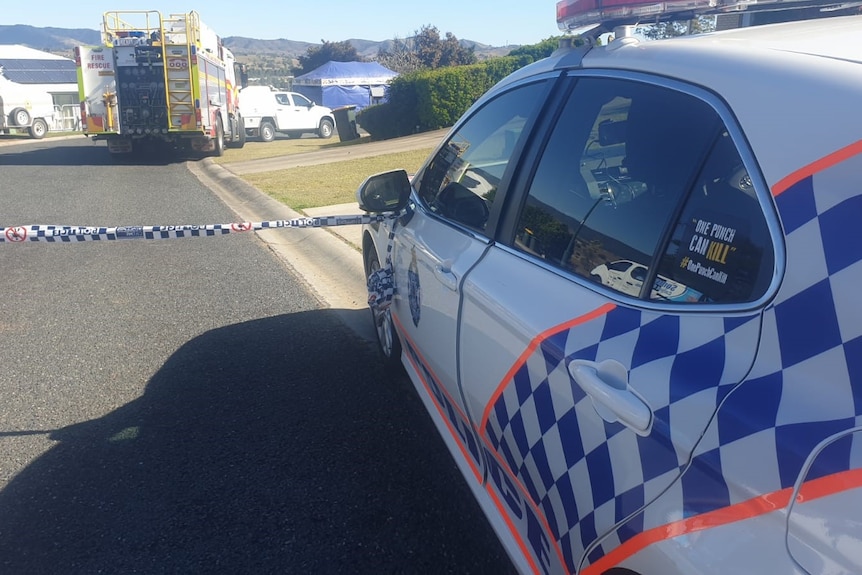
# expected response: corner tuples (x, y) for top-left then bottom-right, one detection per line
(556, 0), (846, 32)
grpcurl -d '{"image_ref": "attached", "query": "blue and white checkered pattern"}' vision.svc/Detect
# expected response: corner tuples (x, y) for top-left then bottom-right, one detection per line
(484, 152), (862, 572)
(0, 215), (389, 244)
(674, 157), (862, 515)
(367, 223), (398, 311)
(483, 306), (762, 572)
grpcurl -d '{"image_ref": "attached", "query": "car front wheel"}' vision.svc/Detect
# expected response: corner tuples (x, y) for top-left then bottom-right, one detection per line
(318, 118), (334, 139)
(364, 244), (402, 372)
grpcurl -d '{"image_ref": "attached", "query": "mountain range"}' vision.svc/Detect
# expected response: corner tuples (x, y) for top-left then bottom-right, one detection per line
(0, 24), (514, 61)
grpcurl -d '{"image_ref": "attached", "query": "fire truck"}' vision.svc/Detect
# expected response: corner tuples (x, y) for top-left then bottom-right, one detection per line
(75, 10), (247, 157)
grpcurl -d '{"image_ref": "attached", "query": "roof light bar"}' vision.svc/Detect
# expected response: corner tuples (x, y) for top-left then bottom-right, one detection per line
(556, 0), (852, 32)
(557, 0), (718, 31)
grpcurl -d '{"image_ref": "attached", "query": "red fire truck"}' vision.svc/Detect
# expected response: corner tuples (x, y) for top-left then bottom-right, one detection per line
(75, 10), (247, 157)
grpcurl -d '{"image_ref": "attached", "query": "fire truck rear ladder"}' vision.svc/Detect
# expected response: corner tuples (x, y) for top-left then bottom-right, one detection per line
(101, 10), (201, 132)
(159, 13), (199, 131)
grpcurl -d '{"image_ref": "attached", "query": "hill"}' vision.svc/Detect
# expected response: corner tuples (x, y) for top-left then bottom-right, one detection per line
(0, 25), (100, 55)
(0, 25), (515, 61)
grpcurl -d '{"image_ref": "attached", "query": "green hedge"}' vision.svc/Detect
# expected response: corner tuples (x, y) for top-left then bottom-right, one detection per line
(358, 54), (534, 140)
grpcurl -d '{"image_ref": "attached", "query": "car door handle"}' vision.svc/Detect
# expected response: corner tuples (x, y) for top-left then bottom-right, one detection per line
(568, 359), (652, 435)
(434, 262), (458, 291)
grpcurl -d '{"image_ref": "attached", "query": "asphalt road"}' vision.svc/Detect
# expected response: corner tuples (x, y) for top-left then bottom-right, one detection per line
(0, 136), (514, 574)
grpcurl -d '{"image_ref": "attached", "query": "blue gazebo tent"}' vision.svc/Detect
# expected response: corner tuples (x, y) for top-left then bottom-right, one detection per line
(292, 61), (397, 111)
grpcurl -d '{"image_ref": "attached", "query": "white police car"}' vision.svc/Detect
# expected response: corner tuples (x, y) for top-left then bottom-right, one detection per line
(358, 2), (862, 573)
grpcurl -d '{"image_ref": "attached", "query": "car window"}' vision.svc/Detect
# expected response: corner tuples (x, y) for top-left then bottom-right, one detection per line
(293, 94), (312, 107)
(608, 260), (631, 273)
(414, 80), (548, 233)
(512, 77), (772, 303)
(275, 93), (289, 105)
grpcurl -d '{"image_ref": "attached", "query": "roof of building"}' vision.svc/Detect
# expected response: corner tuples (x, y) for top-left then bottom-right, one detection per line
(0, 44), (77, 84)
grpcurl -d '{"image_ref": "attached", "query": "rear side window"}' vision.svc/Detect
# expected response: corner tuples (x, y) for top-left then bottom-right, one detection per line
(513, 77), (774, 304)
(414, 81), (548, 233)
(654, 130), (774, 303)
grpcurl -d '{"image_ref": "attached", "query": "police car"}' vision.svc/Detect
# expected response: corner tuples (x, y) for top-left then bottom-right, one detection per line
(358, 1), (862, 573)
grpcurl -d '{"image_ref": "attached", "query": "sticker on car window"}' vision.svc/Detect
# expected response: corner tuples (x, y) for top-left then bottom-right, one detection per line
(674, 210), (749, 297)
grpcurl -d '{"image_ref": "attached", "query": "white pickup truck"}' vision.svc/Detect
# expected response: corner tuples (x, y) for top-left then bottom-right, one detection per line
(238, 86), (335, 142)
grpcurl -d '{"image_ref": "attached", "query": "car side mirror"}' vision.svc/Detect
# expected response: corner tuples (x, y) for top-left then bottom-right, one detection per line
(356, 169), (411, 213)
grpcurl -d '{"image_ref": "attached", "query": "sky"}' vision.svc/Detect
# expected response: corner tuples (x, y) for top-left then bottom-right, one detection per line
(9, 1), (565, 47)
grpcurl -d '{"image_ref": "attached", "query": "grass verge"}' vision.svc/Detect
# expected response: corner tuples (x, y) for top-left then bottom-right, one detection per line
(214, 135), (371, 164)
(245, 148), (434, 211)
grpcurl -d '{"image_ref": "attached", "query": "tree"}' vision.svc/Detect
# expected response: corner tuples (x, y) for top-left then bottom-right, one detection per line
(438, 30), (476, 68)
(507, 36), (563, 61)
(375, 25), (476, 73)
(375, 37), (422, 74)
(297, 40), (365, 74)
(415, 25), (476, 68)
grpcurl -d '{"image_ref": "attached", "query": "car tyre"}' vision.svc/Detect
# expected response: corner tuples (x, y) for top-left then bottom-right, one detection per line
(364, 244), (403, 373)
(259, 120), (276, 143)
(227, 113), (246, 149)
(212, 116), (225, 157)
(318, 118), (334, 139)
(28, 118), (48, 139)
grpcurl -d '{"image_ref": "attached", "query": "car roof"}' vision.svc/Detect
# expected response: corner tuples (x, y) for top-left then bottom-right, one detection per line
(504, 15), (862, 191)
(582, 15), (862, 73)
(680, 14), (862, 63)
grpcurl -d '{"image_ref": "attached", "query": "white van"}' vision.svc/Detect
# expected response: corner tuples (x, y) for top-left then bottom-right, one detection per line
(239, 85), (334, 142)
(0, 75), (55, 139)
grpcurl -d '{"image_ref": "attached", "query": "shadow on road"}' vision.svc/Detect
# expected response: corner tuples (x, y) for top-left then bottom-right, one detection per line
(0, 308), (514, 574)
(0, 143), (207, 167)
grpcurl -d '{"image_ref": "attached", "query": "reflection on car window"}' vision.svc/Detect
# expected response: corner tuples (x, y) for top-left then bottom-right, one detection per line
(414, 80), (548, 233)
(655, 130), (774, 303)
(514, 78), (731, 301)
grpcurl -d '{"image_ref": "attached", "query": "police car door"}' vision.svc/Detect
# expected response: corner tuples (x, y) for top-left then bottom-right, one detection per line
(457, 75), (779, 574)
(391, 79), (554, 485)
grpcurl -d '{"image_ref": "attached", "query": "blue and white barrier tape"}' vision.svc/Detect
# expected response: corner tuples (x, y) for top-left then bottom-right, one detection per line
(1, 214), (391, 244)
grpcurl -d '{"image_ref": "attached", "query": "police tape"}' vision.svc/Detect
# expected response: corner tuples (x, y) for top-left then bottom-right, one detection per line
(0, 214), (393, 244)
